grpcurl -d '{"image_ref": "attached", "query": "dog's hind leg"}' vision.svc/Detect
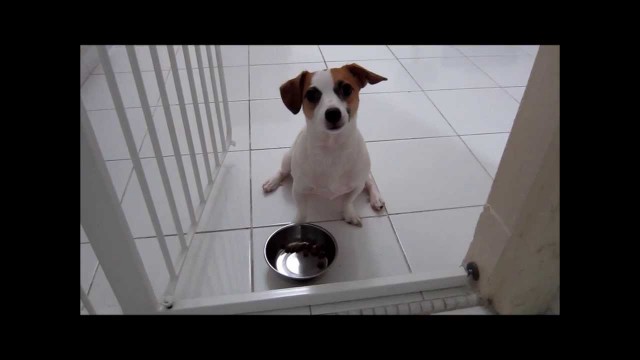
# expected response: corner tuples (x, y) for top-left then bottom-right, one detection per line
(365, 173), (385, 211)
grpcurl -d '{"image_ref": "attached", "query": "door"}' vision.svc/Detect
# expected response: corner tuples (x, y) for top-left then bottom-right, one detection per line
(463, 45), (560, 315)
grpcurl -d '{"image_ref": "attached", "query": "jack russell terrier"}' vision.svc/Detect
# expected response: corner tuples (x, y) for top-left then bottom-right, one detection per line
(262, 64), (387, 227)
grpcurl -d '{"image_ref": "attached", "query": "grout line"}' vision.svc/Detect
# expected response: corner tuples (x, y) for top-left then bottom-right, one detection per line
(85, 262), (100, 298)
(458, 137), (496, 181)
(92, 64), (247, 75)
(81, 67), (178, 303)
(247, 45), (255, 293)
(442, 49), (514, 180)
(458, 50), (505, 89)
(386, 45), (431, 94)
(86, 86), (518, 113)
(462, 54), (534, 58)
(421, 90), (495, 180)
(89, 49), (528, 76)
(117, 68), (175, 206)
(368, 167), (412, 274)
(84, 99), (248, 112)
(387, 204), (485, 216)
(501, 87), (524, 103)
(365, 132), (509, 144)
(102, 131), (511, 162)
(387, 45), (497, 181)
(131, 213), (390, 240)
(318, 46), (328, 68)
(130, 204), (485, 240)
(250, 60), (326, 67)
(104, 131), (512, 163)
(387, 205), (413, 273)
(421, 86), (507, 92)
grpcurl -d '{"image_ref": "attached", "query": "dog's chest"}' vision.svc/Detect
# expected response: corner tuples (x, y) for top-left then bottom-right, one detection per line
(295, 147), (365, 199)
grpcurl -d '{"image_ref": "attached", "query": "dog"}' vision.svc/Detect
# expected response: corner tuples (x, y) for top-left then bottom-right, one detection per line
(262, 63), (387, 227)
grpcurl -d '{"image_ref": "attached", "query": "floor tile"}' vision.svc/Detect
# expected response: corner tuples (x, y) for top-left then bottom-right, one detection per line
(390, 206), (483, 273)
(251, 148), (384, 227)
(250, 92), (454, 149)
(461, 133), (510, 178)
(81, 70), (169, 111)
(427, 88), (519, 134)
(504, 87), (525, 103)
(105, 160), (134, 200)
(250, 45), (323, 65)
(367, 137), (493, 214)
(195, 151), (251, 232)
(319, 46), (395, 61)
(138, 101), (249, 157)
(164, 66), (249, 104)
(358, 92), (455, 141)
(88, 107), (149, 160)
(252, 217), (409, 292)
(388, 45), (463, 58)
(249, 63), (326, 100)
(80, 242), (98, 290)
(455, 45), (529, 57)
(93, 45), (176, 74)
(468, 55), (535, 87)
(88, 265), (123, 314)
(327, 60), (420, 93)
(400, 57), (498, 90)
(176, 45), (248, 68)
(134, 236), (183, 299)
(249, 99), (305, 150)
(175, 230), (251, 298)
(519, 45), (540, 57)
(81, 162), (132, 244)
(121, 153), (221, 238)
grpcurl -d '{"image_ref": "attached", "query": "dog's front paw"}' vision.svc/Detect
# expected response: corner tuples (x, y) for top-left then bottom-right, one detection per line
(343, 208), (363, 227)
(293, 213), (307, 224)
(344, 215), (362, 227)
(370, 197), (385, 212)
(262, 177), (281, 193)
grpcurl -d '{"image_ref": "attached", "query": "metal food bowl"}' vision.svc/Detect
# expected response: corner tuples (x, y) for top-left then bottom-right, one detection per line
(264, 223), (338, 281)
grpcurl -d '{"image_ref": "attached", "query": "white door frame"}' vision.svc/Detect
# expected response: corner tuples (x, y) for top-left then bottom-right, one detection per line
(463, 45), (560, 314)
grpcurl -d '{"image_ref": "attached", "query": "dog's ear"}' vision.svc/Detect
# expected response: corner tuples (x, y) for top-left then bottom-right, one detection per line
(280, 71), (309, 114)
(342, 63), (387, 89)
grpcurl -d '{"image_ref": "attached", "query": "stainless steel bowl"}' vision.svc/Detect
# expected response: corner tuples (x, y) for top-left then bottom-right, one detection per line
(264, 223), (338, 281)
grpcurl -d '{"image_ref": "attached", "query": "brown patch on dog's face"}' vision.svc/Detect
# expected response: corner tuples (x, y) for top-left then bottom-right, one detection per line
(329, 67), (362, 117)
(280, 65), (387, 133)
(301, 75), (320, 120)
(340, 63), (387, 89)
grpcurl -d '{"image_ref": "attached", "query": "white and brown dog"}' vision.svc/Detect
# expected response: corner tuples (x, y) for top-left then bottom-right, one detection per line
(262, 64), (387, 227)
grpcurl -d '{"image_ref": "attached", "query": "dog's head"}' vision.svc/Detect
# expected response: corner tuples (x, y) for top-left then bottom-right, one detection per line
(279, 64), (387, 134)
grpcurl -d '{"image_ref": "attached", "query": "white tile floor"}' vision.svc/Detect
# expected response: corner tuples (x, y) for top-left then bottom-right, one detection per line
(81, 45), (537, 313)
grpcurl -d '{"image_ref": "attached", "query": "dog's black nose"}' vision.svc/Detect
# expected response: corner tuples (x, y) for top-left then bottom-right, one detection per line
(325, 108), (342, 124)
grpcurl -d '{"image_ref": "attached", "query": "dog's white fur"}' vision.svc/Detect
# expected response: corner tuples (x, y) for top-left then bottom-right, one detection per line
(262, 67), (385, 227)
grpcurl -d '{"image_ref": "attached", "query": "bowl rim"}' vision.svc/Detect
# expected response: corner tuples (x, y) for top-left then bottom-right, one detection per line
(263, 223), (338, 281)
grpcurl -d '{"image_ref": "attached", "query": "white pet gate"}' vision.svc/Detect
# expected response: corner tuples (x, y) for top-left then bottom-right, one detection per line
(81, 45), (240, 313)
(81, 45), (483, 315)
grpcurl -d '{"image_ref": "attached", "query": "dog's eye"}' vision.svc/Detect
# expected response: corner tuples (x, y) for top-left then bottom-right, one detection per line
(305, 88), (322, 103)
(335, 82), (353, 99)
(341, 83), (352, 98)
